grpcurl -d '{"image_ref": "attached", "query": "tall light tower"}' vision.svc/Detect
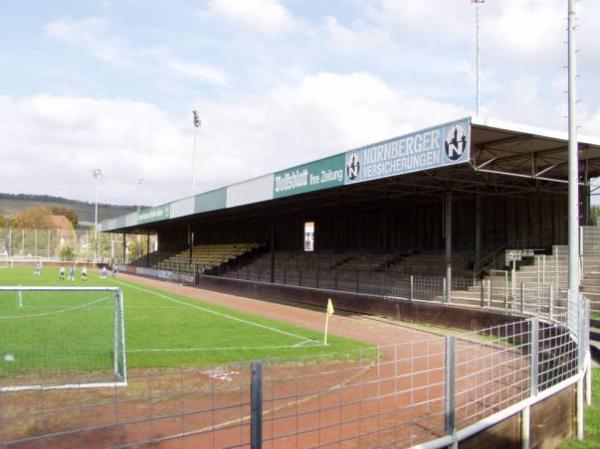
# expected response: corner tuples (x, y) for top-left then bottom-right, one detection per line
(567, 0), (579, 296)
(192, 110), (201, 195)
(92, 168), (103, 263)
(137, 177), (144, 259)
(137, 178), (144, 213)
(471, 0), (485, 115)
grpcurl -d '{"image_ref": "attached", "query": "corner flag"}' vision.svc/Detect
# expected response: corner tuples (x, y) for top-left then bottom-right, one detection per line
(324, 298), (334, 346)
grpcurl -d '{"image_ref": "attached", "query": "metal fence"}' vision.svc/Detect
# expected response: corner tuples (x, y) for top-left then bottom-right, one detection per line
(0, 298), (589, 449)
(0, 228), (152, 263)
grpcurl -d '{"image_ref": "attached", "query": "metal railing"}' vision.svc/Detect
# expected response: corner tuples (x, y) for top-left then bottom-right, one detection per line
(0, 296), (589, 449)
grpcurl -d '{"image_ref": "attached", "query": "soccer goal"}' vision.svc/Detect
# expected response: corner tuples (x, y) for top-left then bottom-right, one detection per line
(0, 286), (126, 391)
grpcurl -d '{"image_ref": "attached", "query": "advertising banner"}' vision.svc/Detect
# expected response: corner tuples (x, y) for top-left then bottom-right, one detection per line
(344, 118), (471, 185)
(274, 154), (345, 198)
(137, 204), (171, 224)
(304, 221), (315, 252)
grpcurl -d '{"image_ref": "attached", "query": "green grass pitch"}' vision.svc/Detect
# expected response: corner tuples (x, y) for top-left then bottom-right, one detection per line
(0, 266), (370, 379)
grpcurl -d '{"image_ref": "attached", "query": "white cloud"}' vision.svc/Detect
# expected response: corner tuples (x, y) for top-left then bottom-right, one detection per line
(44, 16), (231, 88)
(363, 0), (473, 43)
(192, 72), (468, 180)
(163, 59), (231, 87)
(44, 17), (128, 65)
(0, 73), (467, 206)
(205, 0), (299, 35)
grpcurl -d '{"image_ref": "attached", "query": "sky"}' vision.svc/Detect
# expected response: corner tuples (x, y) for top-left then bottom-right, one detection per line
(1, 0), (599, 206)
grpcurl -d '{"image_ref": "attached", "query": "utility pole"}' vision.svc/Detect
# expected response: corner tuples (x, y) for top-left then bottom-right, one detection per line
(567, 0), (579, 295)
(92, 168), (103, 263)
(471, 0), (485, 115)
(192, 110), (201, 195)
(137, 178), (144, 213)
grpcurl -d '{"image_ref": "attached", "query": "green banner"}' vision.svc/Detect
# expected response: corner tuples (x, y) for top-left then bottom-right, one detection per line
(274, 154), (345, 198)
(137, 204), (171, 224)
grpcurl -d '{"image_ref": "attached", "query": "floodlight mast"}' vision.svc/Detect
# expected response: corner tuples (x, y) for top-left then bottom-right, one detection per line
(92, 169), (103, 264)
(192, 111), (201, 195)
(137, 178), (144, 213)
(567, 0), (579, 295)
(471, 0), (485, 116)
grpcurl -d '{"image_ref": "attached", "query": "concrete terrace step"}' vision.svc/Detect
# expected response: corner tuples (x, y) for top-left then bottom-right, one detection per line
(590, 327), (600, 342)
(590, 341), (600, 365)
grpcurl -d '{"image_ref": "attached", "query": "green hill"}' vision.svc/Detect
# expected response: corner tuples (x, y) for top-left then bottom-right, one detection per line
(0, 193), (139, 227)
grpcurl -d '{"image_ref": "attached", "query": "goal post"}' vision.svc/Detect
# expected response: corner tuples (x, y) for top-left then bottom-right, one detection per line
(0, 286), (126, 391)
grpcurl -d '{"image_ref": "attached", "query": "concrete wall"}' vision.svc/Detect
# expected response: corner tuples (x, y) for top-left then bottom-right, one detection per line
(195, 274), (518, 331)
(460, 384), (575, 449)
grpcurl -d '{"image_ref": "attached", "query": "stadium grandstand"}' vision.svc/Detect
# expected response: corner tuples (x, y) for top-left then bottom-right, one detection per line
(99, 116), (600, 312)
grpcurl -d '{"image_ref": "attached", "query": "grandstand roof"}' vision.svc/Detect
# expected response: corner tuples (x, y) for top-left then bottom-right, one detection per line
(100, 116), (600, 233)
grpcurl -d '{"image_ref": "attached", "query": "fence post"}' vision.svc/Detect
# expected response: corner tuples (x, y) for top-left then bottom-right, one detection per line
(530, 318), (539, 396)
(578, 375), (584, 441)
(522, 405), (530, 449)
(445, 336), (457, 448)
(520, 282), (525, 314)
(410, 275), (414, 301)
(480, 279), (484, 307)
(486, 279), (491, 307)
(250, 362), (263, 449)
(549, 285), (554, 321)
(512, 260), (516, 300)
(504, 272), (508, 309)
(443, 277), (448, 304)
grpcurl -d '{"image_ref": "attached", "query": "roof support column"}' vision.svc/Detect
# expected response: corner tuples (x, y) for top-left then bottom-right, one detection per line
(474, 193), (482, 279)
(270, 215), (275, 284)
(445, 191), (453, 303)
(146, 231), (151, 267)
(583, 159), (591, 225)
(122, 233), (126, 265)
(188, 225), (193, 264)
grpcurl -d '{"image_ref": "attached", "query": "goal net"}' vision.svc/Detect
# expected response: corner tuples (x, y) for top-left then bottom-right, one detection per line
(0, 286), (126, 391)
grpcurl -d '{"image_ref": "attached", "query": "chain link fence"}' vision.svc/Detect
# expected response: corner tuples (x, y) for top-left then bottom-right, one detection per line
(0, 228), (152, 264)
(0, 295), (589, 449)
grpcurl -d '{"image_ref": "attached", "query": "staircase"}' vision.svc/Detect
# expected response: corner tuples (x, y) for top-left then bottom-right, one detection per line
(448, 246), (600, 313)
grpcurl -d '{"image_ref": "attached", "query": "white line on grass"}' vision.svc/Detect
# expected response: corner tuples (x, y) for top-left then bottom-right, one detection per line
(0, 296), (112, 319)
(128, 342), (322, 353)
(104, 276), (317, 344)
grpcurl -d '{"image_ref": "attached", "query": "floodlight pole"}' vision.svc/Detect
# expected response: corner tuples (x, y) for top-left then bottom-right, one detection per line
(192, 111), (201, 196)
(471, 0), (485, 115)
(567, 0), (579, 295)
(137, 178), (144, 213)
(92, 169), (103, 264)
(137, 178), (144, 259)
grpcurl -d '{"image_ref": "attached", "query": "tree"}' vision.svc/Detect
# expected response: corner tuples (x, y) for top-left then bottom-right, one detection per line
(11, 205), (52, 229)
(0, 210), (11, 228)
(50, 206), (79, 228)
(60, 246), (75, 261)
